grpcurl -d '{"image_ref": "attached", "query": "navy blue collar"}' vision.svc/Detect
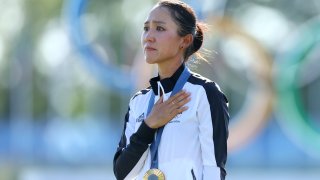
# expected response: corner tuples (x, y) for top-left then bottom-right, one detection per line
(149, 64), (185, 95)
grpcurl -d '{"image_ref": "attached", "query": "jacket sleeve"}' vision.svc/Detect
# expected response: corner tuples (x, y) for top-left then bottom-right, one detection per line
(197, 82), (229, 180)
(113, 105), (156, 180)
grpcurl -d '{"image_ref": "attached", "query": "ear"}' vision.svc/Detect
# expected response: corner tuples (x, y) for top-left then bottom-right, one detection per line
(180, 34), (193, 49)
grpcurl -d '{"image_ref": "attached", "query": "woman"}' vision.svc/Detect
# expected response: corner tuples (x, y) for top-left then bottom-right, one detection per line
(113, 1), (229, 179)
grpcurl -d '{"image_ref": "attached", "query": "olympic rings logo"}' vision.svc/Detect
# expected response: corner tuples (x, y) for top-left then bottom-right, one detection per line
(65, 0), (320, 158)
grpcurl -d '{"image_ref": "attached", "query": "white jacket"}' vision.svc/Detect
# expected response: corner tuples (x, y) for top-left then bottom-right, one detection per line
(114, 65), (229, 180)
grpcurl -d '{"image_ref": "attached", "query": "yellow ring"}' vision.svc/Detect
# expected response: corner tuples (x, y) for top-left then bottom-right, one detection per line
(206, 17), (274, 151)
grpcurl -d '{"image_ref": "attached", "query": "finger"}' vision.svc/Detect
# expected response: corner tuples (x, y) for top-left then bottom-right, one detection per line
(170, 106), (189, 116)
(177, 96), (191, 107)
(169, 92), (190, 108)
(174, 92), (191, 104)
(170, 97), (191, 110)
(168, 90), (188, 104)
(170, 90), (186, 100)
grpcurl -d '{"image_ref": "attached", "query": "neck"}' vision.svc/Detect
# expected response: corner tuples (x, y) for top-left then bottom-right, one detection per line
(158, 59), (184, 80)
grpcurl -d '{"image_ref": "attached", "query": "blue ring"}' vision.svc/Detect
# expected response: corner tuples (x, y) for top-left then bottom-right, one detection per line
(65, 0), (134, 93)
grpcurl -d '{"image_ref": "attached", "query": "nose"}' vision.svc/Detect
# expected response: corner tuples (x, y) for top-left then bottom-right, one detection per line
(143, 30), (155, 43)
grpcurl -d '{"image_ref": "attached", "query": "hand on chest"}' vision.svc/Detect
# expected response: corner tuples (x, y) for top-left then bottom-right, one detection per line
(133, 95), (197, 132)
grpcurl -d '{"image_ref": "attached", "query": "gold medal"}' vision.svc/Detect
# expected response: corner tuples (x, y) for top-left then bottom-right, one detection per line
(143, 168), (165, 180)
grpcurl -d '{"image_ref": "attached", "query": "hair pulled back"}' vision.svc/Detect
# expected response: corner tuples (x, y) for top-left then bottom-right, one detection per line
(158, 0), (205, 61)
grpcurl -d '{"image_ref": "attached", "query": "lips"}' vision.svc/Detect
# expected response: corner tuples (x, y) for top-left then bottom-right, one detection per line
(144, 46), (156, 51)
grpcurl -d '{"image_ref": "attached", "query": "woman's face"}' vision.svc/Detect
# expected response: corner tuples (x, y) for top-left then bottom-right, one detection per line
(141, 6), (184, 65)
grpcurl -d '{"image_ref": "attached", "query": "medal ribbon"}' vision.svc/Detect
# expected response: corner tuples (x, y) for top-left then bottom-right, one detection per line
(147, 66), (191, 169)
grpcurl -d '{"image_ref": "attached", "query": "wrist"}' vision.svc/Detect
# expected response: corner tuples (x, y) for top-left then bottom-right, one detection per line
(144, 117), (157, 129)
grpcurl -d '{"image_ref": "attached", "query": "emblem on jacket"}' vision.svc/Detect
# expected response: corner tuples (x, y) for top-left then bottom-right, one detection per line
(170, 112), (182, 123)
(136, 113), (145, 122)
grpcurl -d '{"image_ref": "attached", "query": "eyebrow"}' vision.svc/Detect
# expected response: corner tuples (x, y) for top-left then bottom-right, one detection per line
(144, 20), (166, 25)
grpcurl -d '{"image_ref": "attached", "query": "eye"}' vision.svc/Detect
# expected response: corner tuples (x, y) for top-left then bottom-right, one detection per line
(143, 26), (149, 31)
(156, 26), (165, 31)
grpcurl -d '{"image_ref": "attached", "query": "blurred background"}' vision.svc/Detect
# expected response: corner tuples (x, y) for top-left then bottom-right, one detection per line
(0, 0), (320, 179)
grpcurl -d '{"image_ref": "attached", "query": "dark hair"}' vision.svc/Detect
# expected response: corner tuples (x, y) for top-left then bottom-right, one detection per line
(157, 0), (205, 62)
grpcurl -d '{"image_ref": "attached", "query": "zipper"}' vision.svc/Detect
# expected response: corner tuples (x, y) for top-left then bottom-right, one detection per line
(191, 169), (196, 180)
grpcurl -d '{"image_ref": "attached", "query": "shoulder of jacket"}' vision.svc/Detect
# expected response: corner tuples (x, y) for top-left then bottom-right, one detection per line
(189, 72), (227, 100)
(131, 86), (152, 101)
(188, 71), (216, 86)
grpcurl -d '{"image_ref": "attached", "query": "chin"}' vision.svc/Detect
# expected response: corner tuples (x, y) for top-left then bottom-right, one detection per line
(145, 57), (158, 64)
(146, 61), (156, 64)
